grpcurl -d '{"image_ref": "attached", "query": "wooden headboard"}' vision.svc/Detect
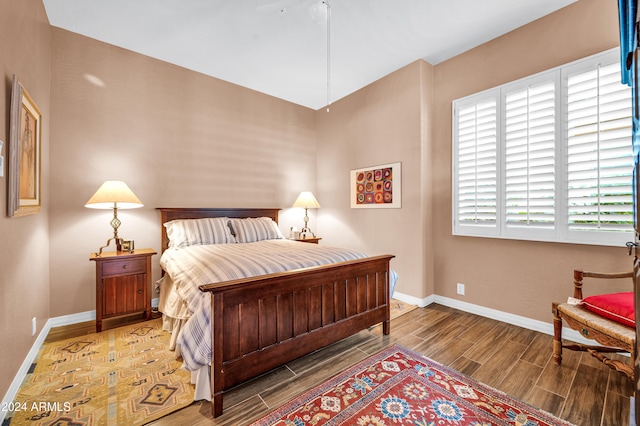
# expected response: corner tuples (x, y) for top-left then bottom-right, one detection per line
(156, 208), (280, 253)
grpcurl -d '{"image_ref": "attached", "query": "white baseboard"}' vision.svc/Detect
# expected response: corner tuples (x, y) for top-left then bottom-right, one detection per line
(46, 297), (158, 327)
(48, 310), (96, 328)
(435, 295), (610, 347)
(393, 292), (599, 347)
(0, 318), (52, 423)
(392, 291), (433, 307)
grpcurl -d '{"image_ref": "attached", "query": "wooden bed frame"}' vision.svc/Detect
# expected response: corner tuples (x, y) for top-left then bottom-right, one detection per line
(157, 208), (394, 417)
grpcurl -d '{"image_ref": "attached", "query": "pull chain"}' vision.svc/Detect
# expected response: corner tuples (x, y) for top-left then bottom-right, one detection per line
(324, 0), (331, 112)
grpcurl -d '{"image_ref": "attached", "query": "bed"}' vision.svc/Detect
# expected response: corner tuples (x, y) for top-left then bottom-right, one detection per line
(156, 207), (395, 417)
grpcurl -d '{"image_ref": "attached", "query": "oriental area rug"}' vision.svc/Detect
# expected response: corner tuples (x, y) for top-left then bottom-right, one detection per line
(5, 319), (194, 426)
(251, 344), (574, 426)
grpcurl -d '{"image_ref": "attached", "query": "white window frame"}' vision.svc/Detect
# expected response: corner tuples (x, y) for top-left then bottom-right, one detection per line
(452, 48), (634, 247)
(453, 90), (501, 238)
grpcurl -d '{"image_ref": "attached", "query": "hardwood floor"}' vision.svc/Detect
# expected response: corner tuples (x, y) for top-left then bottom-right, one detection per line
(47, 304), (632, 425)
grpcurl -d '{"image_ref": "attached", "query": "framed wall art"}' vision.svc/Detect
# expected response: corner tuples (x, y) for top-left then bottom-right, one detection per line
(8, 75), (42, 217)
(350, 162), (401, 209)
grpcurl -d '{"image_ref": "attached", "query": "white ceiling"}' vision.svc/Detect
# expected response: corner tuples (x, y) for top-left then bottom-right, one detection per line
(42, 0), (576, 110)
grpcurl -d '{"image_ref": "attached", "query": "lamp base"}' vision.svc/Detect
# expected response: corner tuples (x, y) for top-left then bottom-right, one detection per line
(300, 207), (316, 237)
(95, 236), (124, 257)
(299, 227), (315, 238)
(94, 206), (125, 256)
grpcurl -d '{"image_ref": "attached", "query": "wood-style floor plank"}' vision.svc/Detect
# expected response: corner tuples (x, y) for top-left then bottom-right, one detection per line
(427, 335), (475, 366)
(449, 355), (483, 377)
(41, 303), (631, 425)
(536, 348), (582, 397)
(497, 359), (543, 400)
(462, 324), (514, 364)
(602, 390), (630, 426)
(471, 339), (528, 388)
(505, 323), (540, 346)
(259, 347), (369, 410)
(524, 385), (568, 418)
(456, 315), (501, 341)
(222, 364), (294, 409)
(521, 333), (554, 367)
(561, 363), (610, 425)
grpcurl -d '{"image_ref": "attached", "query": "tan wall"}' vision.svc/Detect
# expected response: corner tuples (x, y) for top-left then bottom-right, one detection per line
(315, 60), (434, 299)
(432, 0), (631, 323)
(48, 29), (318, 317)
(0, 0), (51, 402)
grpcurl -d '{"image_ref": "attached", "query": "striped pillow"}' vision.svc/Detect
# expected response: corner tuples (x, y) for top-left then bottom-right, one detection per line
(165, 217), (236, 248)
(230, 217), (284, 243)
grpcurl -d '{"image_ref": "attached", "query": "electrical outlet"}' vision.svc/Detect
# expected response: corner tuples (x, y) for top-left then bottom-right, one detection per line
(32, 317), (36, 336)
(456, 283), (465, 296)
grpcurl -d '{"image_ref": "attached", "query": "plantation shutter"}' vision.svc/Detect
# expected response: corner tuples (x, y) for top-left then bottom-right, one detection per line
(455, 98), (498, 226)
(566, 62), (633, 232)
(504, 80), (557, 229)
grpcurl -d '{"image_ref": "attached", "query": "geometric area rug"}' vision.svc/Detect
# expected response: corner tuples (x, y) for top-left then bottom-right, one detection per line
(4, 319), (193, 426)
(250, 344), (575, 426)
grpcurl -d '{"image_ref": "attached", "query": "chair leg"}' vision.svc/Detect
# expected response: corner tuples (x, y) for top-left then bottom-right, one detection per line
(552, 302), (563, 365)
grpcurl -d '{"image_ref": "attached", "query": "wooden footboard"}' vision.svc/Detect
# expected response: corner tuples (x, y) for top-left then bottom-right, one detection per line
(200, 254), (394, 417)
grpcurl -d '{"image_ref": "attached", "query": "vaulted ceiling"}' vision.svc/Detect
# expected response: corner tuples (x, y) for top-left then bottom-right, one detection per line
(42, 0), (577, 110)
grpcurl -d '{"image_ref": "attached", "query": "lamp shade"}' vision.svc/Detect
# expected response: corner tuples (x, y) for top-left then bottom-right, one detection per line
(85, 181), (143, 209)
(292, 191), (321, 209)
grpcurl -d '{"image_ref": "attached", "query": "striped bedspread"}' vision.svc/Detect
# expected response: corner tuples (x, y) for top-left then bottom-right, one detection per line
(159, 239), (393, 371)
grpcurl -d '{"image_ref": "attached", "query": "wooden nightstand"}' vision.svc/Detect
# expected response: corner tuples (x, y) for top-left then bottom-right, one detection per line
(90, 248), (157, 332)
(291, 237), (322, 244)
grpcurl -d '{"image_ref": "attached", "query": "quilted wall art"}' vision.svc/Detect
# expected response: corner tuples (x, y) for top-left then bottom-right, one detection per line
(350, 162), (402, 208)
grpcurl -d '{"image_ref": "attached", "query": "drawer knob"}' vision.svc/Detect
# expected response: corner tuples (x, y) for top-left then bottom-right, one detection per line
(137, 290), (143, 294)
(122, 265), (128, 269)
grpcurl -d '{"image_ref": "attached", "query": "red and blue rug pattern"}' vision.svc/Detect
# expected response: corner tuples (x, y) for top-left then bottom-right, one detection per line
(251, 344), (573, 426)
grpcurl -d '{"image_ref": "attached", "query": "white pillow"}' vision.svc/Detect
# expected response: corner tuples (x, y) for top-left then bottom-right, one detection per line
(230, 217), (284, 243)
(164, 217), (236, 248)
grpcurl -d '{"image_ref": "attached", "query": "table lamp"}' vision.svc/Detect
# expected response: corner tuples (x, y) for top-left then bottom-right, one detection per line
(292, 191), (320, 238)
(85, 180), (143, 255)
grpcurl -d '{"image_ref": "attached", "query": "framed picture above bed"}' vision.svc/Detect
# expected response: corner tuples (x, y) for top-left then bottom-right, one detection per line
(8, 75), (42, 217)
(350, 161), (401, 209)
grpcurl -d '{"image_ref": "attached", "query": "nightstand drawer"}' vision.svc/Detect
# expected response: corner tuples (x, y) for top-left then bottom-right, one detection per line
(102, 258), (147, 276)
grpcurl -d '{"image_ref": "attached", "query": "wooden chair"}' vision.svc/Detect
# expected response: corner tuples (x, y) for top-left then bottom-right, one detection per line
(552, 269), (635, 381)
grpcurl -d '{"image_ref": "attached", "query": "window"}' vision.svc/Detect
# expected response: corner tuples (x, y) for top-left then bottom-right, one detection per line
(452, 49), (633, 246)
(456, 96), (497, 228)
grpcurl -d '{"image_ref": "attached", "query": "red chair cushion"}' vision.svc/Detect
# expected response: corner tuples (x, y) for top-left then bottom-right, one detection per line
(582, 292), (635, 328)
